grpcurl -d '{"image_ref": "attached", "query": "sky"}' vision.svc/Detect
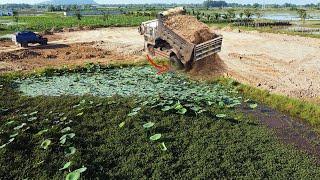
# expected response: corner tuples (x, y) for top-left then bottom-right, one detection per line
(0, 0), (319, 5)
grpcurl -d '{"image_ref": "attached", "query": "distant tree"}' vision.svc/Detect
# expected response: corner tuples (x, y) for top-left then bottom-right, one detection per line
(47, 5), (55, 12)
(226, 8), (236, 20)
(203, 0), (228, 8)
(239, 12), (244, 19)
(297, 9), (307, 23)
(244, 9), (254, 19)
(75, 9), (82, 21)
(213, 13), (220, 21)
(102, 11), (109, 24)
(12, 10), (19, 23)
(255, 10), (263, 19)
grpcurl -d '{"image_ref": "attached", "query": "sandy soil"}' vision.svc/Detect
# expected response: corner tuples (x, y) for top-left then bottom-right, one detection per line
(218, 30), (320, 100)
(1, 27), (320, 100)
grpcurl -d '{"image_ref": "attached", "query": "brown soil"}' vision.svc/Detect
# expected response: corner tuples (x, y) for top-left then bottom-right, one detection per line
(164, 15), (216, 44)
(188, 54), (227, 79)
(0, 39), (14, 48)
(0, 42), (141, 73)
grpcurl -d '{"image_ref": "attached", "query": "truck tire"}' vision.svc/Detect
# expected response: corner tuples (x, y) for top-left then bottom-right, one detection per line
(20, 43), (28, 48)
(170, 55), (184, 70)
(147, 44), (155, 56)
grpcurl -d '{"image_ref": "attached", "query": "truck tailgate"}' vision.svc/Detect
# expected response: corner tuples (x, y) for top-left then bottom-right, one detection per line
(194, 36), (223, 61)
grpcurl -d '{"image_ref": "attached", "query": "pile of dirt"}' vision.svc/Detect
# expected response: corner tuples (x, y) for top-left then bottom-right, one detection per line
(0, 50), (40, 61)
(188, 54), (227, 79)
(0, 43), (111, 62)
(0, 39), (14, 48)
(164, 15), (217, 44)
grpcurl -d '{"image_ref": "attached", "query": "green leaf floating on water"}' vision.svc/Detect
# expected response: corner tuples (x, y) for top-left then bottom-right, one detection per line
(29, 111), (38, 116)
(61, 127), (71, 133)
(161, 106), (171, 112)
(10, 132), (19, 138)
(216, 114), (227, 118)
(160, 142), (167, 151)
(119, 121), (125, 128)
(36, 129), (49, 136)
(177, 108), (187, 115)
(59, 161), (72, 171)
(65, 167), (87, 180)
(249, 103), (258, 109)
(60, 133), (76, 144)
(65, 171), (80, 180)
(5, 120), (15, 125)
(65, 147), (76, 157)
(143, 122), (155, 129)
(41, 139), (51, 150)
(127, 112), (138, 117)
(28, 117), (38, 122)
(76, 112), (84, 116)
(0, 144), (7, 149)
(150, 134), (161, 141)
(14, 123), (26, 130)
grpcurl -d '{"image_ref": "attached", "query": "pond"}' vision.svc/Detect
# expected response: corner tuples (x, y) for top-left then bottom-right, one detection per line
(15, 66), (242, 114)
(262, 13), (320, 21)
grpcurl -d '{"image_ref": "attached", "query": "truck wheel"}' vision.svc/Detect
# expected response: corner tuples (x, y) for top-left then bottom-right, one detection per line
(170, 55), (184, 70)
(147, 45), (155, 56)
(20, 43), (28, 48)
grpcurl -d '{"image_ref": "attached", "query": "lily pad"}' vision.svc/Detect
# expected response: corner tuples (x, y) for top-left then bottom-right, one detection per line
(160, 142), (167, 151)
(28, 117), (38, 122)
(128, 112), (138, 117)
(41, 139), (52, 150)
(216, 114), (227, 118)
(150, 134), (162, 141)
(10, 132), (19, 138)
(161, 106), (171, 112)
(29, 111), (38, 116)
(177, 108), (187, 115)
(36, 129), (49, 136)
(65, 171), (80, 180)
(249, 103), (258, 109)
(5, 120), (15, 125)
(61, 127), (71, 133)
(65, 147), (76, 157)
(14, 123), (26, 130)
(59, 161), (72, 171)
(119, 121), (125, 128)
(143, 122), (155, 129)
(76, 112), (84, 116)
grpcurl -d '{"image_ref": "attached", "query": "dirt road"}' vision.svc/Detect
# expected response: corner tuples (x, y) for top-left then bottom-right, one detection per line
(1, 27), (320, 100)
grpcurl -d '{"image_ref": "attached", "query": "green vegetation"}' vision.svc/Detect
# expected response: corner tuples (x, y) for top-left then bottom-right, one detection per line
(0, 66), (320, 179)
(0, 14), (152, 35)
(217, 78), (320, 133)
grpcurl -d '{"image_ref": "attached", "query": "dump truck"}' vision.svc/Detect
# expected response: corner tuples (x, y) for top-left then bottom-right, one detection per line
(139, 7), (223, 69)
(12, 31), (48, 47)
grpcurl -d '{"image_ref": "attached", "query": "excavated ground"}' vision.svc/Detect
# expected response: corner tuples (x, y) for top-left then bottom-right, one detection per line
(1, 27), (320, 102)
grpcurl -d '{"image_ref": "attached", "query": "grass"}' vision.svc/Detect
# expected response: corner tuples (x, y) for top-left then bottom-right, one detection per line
(0, 66), (320, 179)
(217, 78), (320, 133)
(0, 14), (153, 35)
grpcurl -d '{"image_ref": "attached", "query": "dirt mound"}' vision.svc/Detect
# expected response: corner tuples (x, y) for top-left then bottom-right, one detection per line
(0, 50), (40, 61)
(188, 54), (227, 79)
(0, 43), (111, 62)
(0, 39), (14, 48)
(164, 15), (216, 44)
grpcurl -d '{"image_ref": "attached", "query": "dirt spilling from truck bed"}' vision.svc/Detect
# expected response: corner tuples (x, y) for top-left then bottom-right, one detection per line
(164, 15), (217, 44)
(189, 54), (227, 79)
